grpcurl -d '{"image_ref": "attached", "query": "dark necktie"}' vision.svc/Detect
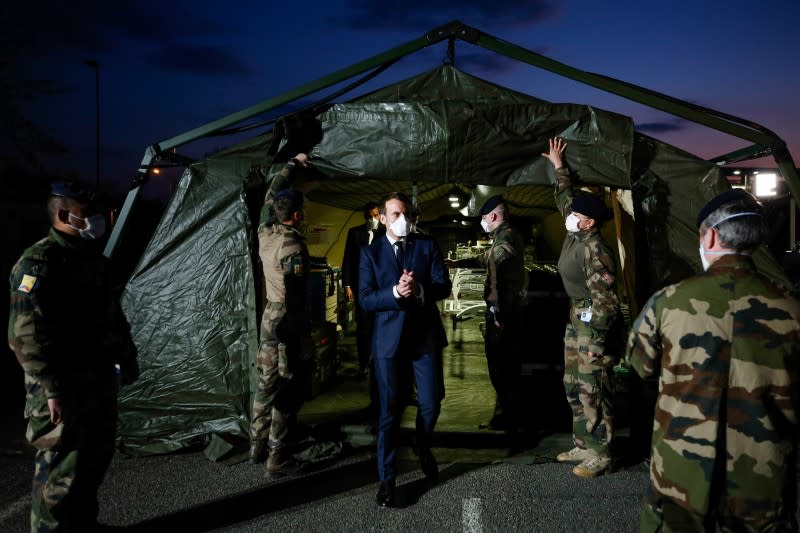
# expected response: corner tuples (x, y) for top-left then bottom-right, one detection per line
(394, 241), (405, 270)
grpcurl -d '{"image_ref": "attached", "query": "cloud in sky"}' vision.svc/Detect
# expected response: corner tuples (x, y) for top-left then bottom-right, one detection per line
(636, 118), (688, 134)
(148, 44), (252, 77)
(3, 2), (248, 78)
(456, 48), (551, 75)
(333, 0), (559, 31)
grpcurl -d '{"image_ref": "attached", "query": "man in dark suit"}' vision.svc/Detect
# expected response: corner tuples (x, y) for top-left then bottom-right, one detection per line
(359, 192), (452, 507)
(341, 202), (382, 381)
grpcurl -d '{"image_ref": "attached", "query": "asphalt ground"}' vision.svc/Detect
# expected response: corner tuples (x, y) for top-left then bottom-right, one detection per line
(1, 313), (797, 532)
(0, 428), (652, 532)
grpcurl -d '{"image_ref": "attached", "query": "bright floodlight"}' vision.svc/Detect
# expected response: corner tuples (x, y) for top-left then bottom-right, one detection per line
(755, 173), (777, 197)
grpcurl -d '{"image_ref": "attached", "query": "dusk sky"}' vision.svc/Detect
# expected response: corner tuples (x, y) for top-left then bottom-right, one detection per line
(6, 0), (800, 200)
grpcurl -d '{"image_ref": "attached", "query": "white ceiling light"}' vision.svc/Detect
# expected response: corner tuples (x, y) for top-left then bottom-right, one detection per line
(754, 173), (777, 197)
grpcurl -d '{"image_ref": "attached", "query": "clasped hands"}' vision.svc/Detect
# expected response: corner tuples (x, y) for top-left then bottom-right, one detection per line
(396, 269), (419, 299)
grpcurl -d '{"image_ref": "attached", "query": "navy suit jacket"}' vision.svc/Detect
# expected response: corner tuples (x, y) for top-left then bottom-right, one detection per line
(341, 223), (385, 303)
(359, 234), (452, 359)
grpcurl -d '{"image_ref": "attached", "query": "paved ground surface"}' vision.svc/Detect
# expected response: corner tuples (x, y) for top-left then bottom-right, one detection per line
(0, 311), (793, 532)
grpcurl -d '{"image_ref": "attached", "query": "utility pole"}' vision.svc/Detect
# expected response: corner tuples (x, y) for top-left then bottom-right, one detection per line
(84, 59), (100, 189)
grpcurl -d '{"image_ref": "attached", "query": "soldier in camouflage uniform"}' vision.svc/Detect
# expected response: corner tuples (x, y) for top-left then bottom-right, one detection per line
(542, 137), (620, 478)
(250, 154), (315, 475)
(627, 188), (800, 532)
(446, 195), (527, 438)
(8, 182), (138, 532)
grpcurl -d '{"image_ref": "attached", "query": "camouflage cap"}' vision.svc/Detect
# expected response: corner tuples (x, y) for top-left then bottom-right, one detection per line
(696, 188), (760, 228)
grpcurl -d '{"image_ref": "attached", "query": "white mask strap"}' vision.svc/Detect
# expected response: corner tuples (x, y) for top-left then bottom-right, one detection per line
(709, 211), (761, 229)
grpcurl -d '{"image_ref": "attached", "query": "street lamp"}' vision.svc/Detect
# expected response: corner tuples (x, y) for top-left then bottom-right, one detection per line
(84, 59), (100, 189)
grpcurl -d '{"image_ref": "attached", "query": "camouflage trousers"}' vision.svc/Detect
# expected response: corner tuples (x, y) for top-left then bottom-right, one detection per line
(640, 491), (799, 533)
(31, 445), (115, 533)
(563, 309), (615, 456)
(25, 378), (117, 532)
(250, 338), (310, 446)
(639, 451), (799, 533)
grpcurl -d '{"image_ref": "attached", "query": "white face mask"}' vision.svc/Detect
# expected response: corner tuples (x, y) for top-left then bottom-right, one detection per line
(698, 246), (711, 271)
(389, 214), (410, 238)
(697, 211), (761, 271)
(698, 241), (742, 271)
(68, 213), (106, 240)
(565, 213), (581, 233)
(480, 219), (490, 233)
(368, 217), (380, 231)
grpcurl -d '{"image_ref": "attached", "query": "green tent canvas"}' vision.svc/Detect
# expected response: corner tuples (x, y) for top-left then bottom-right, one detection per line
(114, 28), (794, 456)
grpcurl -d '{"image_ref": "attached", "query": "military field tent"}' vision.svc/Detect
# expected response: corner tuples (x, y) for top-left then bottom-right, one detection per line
(112, 22), (797, 456)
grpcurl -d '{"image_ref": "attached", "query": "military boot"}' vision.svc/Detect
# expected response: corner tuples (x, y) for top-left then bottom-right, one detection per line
(572, 453), (612, 478)
(249, 440), (268, 464)
(266, 441), (300, 476)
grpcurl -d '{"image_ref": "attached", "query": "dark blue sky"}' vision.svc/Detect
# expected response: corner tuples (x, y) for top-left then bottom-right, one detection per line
(7, 0), (800, 199)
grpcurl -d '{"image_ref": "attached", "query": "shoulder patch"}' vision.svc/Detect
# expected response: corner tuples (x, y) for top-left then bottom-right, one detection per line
(492, 242), (517, 263)
(282, 252), (306, 276)
(17, 274), (37, 293)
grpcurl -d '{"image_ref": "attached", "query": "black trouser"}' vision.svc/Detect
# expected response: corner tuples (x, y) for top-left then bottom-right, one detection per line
(484, 311), (522, 429)
(355, 302), (379, 406)
(354, 303), (375, 371)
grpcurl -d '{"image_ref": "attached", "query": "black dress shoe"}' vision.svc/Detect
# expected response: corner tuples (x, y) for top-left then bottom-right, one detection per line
(419, 449), (438, 480)
(375, 480), (395, 507)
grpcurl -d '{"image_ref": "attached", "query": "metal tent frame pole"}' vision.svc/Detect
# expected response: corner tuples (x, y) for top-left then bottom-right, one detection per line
(105, 20), (798, 258)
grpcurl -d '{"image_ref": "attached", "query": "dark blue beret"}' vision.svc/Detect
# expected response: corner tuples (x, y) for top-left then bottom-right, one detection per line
(50, 182), (89, 202)
(273, 187), (304, 207)
(479, 195), (505, 215)
(571, 194), (609, 221)
(696, 188), (759, 228)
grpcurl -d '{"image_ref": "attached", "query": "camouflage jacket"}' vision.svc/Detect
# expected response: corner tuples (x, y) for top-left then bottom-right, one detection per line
(259, 161), (297, 228)
(259, 223), (311, 343)
(626, 254), (800, 517)
(8, 228), (137, 400)
(554, 167), (619, 353)
(458, 221), (526, 321)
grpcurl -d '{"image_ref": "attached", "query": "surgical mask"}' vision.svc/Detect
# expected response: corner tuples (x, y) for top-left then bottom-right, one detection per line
(480, 219), (490, 233)
(389, 214), (410, 237)
(565, 213), (581, 233)
(698, 246), (711, 271)
(698, 211), (761, 271)
(698, 243), (745, 271)
(68, 213), (106, 240)
(697, 242), (736, 272)
(368, 217), (380, 231)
